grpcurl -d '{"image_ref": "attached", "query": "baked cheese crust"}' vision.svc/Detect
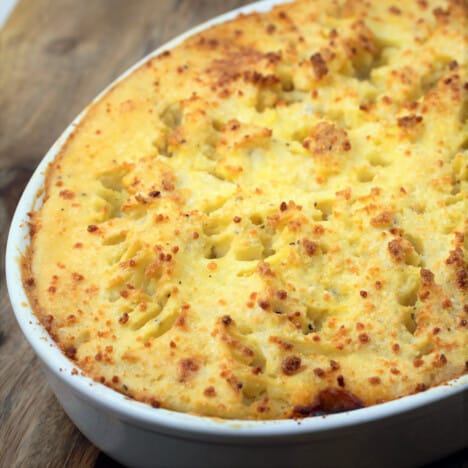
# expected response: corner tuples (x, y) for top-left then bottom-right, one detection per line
(24, 0), (467, 419)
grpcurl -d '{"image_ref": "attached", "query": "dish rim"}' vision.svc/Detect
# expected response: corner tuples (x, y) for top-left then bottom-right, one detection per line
(6, 0), (468, 441)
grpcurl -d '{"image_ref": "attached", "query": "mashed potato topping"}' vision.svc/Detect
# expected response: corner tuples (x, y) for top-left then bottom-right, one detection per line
(24, 0), (467, 419)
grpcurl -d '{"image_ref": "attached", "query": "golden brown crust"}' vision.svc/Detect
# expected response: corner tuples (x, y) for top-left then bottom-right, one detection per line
(23, 0), (467, 420)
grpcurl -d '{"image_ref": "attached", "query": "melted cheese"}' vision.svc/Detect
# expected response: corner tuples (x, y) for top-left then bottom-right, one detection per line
(25, 0), (467, 419)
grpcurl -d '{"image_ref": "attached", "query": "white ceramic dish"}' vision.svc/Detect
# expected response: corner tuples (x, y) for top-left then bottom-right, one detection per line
(6, 1), (468, 467)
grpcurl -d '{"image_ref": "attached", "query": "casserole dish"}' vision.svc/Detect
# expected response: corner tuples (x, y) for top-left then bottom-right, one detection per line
(6, 0), (467, 466)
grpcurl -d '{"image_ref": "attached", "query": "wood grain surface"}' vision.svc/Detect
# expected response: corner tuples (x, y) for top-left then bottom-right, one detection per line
(0, 1), (252, 466)
(1, 1), (467, 467)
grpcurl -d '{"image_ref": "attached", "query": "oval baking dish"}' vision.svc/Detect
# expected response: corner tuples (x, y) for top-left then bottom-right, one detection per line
(6, 0), (468, 466)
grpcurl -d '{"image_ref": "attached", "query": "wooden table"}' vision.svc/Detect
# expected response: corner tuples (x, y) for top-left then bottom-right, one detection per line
(0, 1), (252, 466)
(1, 1), (467, 467)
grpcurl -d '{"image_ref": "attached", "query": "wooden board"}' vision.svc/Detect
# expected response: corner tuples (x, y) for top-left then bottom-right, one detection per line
(0, 1), (252, 466)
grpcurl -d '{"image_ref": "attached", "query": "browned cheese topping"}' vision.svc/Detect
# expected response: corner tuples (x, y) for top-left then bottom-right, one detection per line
(23, 0), (467, 420)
